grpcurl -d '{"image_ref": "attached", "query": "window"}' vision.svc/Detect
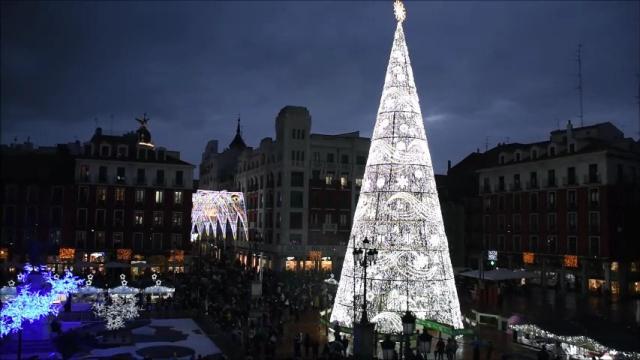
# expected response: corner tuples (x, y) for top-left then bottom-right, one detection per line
(174, 191), (183, 205)
(546, 236), (557, 253)
(588, 237), (600, 256)
(589, 189), (599, 207)
(547, 192), (556, 209)
(79, 165), (91, 182)
(98, 166), (108, 182)
(547, 213), (557, 232)
(567, 167), (576, 185)
(152, 233), (163, 251)
(530, 193), (538, 211)
(512, 194), (520, 211)
(529, 236), (539, 252)
(529, 214), (539, 233)
(172, 212), (182, 227)
(500, 155), (505, 164)
(51, 186), (63, 204)
(341, 155), (349, 164)
(588, 164), (598, 183)
(568, 212), (577, 233)
(325, 213), (333, 224)
(356, 155), (366, 165)
(513, 174), (521, 189)
(155, 190), (164, 204)
(170, 234), (183, 249)
(499, 176), (505, 191)
(96, 209), (106, 227)
(117, 145), (127, 158)
(498, 196), (505, 211)
(95, 231), (106, 249)
(549, 146), (556, 156)
(114, 210), (124, 227)
(567, 236), (577, 255)
(531, 150), (538, 160)
(512, 235), (521, 252)
(311, 212), (319, 225)
(49, 230), (61, 245)
(135, 189), (145, 203)
(515, 152), (521, 161)
(133, 232), (144, 251)
(325, 172), (334, 185)
(336, 213), (347, 227)
(291, 172), (304, 187)
(96, 187), (107, 202)
(75, 231), (87, 248)
(290, 191), (304, 208)
(547, 169), (556, 187)
(113, 232), (123, 249)
(175, 170), (184, 186)
(327, 153), (335, 163)
(567, 190), (577, 208)
(340, 174), (348, 188)
(116, 167), (125, 182)
(100, 145), (110, 157)
(115, 188), (125, 202)
(153, 211), (164, 226)
(569, 143), (575, 153)
(134, 211), (144, 226)
(50, 207), (62, 227)
(529, 172), (538, 188)
(513, 214), (522, 233)
(137, 169), (146, 184)
(355, 178), (363, 187)
(77, 208), (88, 226)
(290, 212), (303, 229)
(497, 215), (505, 232)
(156, 170), (165, 185)
(589, 212), (600, 233)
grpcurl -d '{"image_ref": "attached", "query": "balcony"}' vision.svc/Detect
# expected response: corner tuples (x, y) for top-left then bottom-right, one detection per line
(509, 183), (522, 192)
(526, 181), (539, 190)
(154, 178), (166, 186)
(545, 178), (557, 188)
(583, 174), (601, 185)
(115, 176), (126, 184)
(322, 223), (337, 234)
(562, 176), (578, 187)
(173, 180), (184, 188)
(589, 225), (600, 234)
(97, 176), (108, 184)
(480, 185), (492, 194)
(79, 174), (91, 183)
(136, 177), (146, 185)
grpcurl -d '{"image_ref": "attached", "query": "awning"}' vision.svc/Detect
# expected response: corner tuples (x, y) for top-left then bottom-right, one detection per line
(458, 268), (538, 281)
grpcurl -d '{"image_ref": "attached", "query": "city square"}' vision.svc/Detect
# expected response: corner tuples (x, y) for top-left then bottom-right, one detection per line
(1, 0), (639, 359)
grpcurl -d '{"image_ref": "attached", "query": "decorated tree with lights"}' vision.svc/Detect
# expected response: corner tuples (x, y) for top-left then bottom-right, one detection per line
(92, 295), (140, 331)
(330, 0), (463, 333)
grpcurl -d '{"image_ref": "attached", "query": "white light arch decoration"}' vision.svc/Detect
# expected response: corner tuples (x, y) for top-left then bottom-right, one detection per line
(191, 190), (249, 241)
(330, 1), (463, 333)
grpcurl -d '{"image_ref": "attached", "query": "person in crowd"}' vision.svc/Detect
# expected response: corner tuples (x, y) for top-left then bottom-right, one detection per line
(436, 336), (446, 360)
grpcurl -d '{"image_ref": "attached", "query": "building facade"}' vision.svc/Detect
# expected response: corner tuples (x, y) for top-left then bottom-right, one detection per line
(199, 118), (248, 191)
(230, 106), (370, 272)
(1, 117), (196, 275)
(476, 121), (640, 297)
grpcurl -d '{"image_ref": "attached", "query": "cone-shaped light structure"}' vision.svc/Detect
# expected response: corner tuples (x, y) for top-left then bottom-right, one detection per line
(330, 1), (463, 333)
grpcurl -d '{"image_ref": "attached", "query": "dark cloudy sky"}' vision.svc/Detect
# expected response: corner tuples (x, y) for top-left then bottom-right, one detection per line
(2, 1), (639, 174)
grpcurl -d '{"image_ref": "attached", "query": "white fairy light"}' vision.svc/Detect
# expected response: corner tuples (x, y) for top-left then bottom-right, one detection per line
(191, 190), (249, 240)
(93, 295), (140, 331)
(330, 1), (463, 333)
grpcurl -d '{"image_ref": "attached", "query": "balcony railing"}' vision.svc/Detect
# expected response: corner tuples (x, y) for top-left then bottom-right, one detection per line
(154, 179), (165, 186)
(115, 176), (126, 184)
(526, 181), (539, 190)
(545, 178), (557, 188)
(583, 174), (601, 185)
(322, 223), (337, 234)
(136, 177), (146, 185)
(509, 183), (522, 192)
(562, 176), (578, 186)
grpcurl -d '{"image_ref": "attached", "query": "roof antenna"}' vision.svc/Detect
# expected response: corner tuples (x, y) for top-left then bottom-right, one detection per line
(485, 136), (489, 152)
(636, 71), (640, 140)
(237, 114), (241, 136)
(110, 114), (114, 135)
(576, 43), (584, 127)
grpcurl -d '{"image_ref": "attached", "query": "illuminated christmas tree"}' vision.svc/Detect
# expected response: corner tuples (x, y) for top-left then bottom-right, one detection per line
(330, 0), (463, 333)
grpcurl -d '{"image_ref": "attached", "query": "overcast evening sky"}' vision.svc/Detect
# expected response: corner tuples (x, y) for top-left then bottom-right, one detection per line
(1, 1), (639, 174)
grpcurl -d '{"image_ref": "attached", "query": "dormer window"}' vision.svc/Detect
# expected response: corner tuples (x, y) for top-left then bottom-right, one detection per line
(500, 155), (505, 164)
(549, 146), (556, 156)
(100, 145), (111, 157)
(531, 150), (538, 160)
(569, 143), (575, 153)
(515, 152), (521, 161)
(117, 145), (128, 158)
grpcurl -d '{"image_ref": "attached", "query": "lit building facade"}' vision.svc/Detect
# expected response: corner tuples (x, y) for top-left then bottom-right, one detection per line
(476, 121), (640, 297)
(232, 106), (370, 272)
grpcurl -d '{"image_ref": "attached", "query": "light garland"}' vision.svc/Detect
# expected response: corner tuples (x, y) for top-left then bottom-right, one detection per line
(330, 2), (463, 333)
(191, 190), (249, 240)
(510, 324), (640, 359)
(0, 266), (83, 337)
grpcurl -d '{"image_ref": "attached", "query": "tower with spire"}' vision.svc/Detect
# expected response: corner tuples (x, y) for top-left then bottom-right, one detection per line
(330, 0), (463, 332)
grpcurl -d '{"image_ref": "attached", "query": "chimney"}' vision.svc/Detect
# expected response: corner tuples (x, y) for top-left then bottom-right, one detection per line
(566, 120), (574, 140)
(95, 127), (103, 136)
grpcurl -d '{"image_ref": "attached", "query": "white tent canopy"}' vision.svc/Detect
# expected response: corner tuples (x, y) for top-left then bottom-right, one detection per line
(458, 268), (538, 281)
(143, 285), (175, 294)
(77, 286), (105, 295)
(108, 285), (140, 295)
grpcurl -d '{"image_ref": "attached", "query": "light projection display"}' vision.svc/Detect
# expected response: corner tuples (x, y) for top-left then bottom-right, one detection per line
(0, 266), (83, 337)
(191, 190), (248, 240)
(330, 0), (463, 333)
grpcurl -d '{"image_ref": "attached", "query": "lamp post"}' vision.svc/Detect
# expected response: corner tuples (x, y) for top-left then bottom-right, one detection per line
(401, 310), (416, 360)
(381, 334), (396, 360)
(353, 237), (378, 358)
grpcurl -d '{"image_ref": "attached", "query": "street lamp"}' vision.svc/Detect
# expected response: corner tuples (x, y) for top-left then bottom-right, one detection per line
(381, 335), (396, 360)
(401, 310), (416, 359)
(352, 237), (378, 358)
